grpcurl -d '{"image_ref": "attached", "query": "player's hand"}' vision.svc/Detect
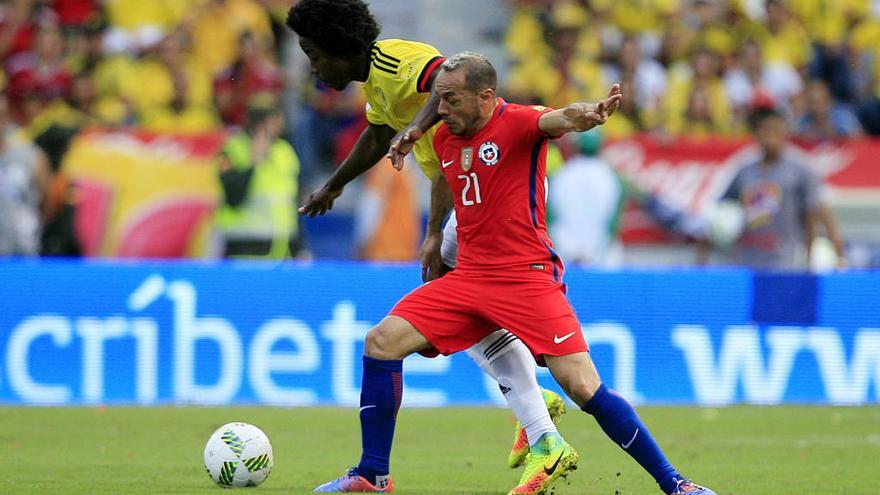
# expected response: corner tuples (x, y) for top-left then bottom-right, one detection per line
(567, 84), (623, 131)
(388, 126), (423, 171)
(419, 232), (444, 282)
(298, 183), (343, 217)
(601, 83), (622, 118)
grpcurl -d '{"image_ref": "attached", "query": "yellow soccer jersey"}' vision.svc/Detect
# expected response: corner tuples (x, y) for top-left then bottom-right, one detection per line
(363, 39), (446, 178)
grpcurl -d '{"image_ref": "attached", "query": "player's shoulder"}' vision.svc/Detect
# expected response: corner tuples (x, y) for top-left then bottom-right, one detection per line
(504, 102), (552, 116)
(369, 39), (443, 90)
(373, 39), (442, 61)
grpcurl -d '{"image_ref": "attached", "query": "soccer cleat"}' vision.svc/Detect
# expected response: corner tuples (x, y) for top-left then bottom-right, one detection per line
(508, 433), (579, 495)
(313, 467), (394, 493)
(508, 388), (567, 469)
(669, 479), (717, 495)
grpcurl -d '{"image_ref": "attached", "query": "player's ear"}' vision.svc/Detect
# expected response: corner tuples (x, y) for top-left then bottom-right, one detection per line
(479, 88), (494, 103)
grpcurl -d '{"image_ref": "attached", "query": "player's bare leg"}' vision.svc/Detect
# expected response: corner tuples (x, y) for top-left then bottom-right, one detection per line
(545, 353), (717, 495)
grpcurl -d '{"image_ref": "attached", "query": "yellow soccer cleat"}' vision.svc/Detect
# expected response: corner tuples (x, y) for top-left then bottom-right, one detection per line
(508, 388), (567, 469)
(508, 433), (579, 495)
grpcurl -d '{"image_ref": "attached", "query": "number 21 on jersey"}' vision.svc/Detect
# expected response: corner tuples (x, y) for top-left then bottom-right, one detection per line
(457, 173), (482, 206)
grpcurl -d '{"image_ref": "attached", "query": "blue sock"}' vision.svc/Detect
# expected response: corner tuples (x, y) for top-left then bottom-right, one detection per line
(581, 383), (680, 494)
(356, 355), (403, 485)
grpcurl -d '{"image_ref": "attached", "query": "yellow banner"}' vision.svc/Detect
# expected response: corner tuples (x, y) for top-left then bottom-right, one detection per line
(64, 129), (225, 258)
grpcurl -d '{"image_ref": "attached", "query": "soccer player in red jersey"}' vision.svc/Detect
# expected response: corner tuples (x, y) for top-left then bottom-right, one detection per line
(314, 52), (717, 495)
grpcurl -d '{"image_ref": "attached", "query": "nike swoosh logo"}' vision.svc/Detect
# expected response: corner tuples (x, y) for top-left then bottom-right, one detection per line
(441, 159), (454, 168)
(553, 332), (576, 344)
(621, 428), (639, 449)
(359, 405), (376, 412)
(543, 451), (565, 476)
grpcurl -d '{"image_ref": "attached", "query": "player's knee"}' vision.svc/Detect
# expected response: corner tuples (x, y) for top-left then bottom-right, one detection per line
(364, 324), (402, 360)
(567, 379), (600, 406)
(557, 373), (602, 407)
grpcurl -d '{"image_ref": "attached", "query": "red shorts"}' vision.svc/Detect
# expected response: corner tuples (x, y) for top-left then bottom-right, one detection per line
(390, 268), (588, 363)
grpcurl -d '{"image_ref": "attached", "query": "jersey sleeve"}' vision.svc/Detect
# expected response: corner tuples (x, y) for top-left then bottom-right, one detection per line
(366, 40), (445, 125)
(365, 101), (386, 126)
(415, 55), (445, 93)
(508, 103), (555, 143)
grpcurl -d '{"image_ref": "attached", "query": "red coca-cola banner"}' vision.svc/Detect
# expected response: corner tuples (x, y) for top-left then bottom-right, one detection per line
(602, 135), (880, 243)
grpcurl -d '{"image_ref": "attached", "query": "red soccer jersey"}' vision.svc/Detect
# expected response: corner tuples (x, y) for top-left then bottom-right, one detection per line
(433, 98), (563, 279)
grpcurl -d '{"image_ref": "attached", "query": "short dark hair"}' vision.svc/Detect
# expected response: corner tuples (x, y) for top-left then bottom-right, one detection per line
(441, 51), (497, 93)
(748, 106), (785, 131)
(286, 0), (380, 57)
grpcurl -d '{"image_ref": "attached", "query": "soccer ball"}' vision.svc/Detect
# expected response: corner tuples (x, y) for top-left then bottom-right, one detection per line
(707, 199), (746, 247)
(204, 422), (274, 488)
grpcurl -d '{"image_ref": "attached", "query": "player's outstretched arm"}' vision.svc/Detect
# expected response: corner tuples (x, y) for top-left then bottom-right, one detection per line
(538, 84), (622, 137)
(299, 123), (397, 217)
(388, 87), (443, 170)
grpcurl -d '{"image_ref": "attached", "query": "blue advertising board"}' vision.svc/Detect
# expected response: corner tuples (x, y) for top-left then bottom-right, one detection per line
(0, 259), (878, 406)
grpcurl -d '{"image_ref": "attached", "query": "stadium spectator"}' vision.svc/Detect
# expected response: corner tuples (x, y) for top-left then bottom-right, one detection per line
(215, 102), (303, 259)
(796, 79), (864, 140)
(5, 21), (72, 125)
(506, 3), (608, 108)
(723, 38), (802, 124)
(0, 0), (44, 63)
(0, 89), (50, 256)
(132, 30), (219, 133)
(791, 0), (866, 102)
(549, 128), (625, 266)
(185, 0), (273, 76)
(214, 31), (283, 127)
(102, 0), (188, 54)
(671, 0), (741, 62)
(51, 0), (101, 30)
(665, 47), (737, 137)
(711, 107), (847, 270)
(600, 36), (666, 137)
(746, 0), (812, 70)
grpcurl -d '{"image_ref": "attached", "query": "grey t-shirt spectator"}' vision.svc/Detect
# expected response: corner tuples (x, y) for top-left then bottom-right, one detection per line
(0, 129), (42, 255)
(721, 154), (822, 269)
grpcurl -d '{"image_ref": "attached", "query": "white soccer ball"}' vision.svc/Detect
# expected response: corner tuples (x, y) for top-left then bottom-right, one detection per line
(204, 422), (274, 488)
(707, 199), (746, 247)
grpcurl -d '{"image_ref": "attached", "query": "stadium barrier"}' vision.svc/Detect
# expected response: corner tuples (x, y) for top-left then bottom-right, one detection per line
(1, 259), (878, 407)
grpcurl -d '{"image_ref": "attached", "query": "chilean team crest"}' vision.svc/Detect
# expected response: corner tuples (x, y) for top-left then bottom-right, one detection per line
(461, 146), (474, 171)
(478, 141), (500, 166)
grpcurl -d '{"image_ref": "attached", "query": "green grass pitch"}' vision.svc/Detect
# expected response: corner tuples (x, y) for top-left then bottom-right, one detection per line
(4, 405), (879, 494)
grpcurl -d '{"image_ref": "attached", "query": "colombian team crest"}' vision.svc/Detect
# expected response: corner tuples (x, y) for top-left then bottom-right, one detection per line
(478, 141), (500, 166)
(461, 146), (474, 171)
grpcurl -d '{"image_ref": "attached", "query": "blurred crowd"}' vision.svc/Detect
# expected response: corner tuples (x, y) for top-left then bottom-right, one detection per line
(0, 0), (361, 258)
(504, 0), (880, 139)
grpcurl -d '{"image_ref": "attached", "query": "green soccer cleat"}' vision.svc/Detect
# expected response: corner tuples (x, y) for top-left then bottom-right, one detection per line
(508, 388), (567, 469)
(507, 433), (579, 495)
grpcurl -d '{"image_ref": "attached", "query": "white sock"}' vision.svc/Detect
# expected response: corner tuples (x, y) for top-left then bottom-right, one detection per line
(466, 329), (557, 445)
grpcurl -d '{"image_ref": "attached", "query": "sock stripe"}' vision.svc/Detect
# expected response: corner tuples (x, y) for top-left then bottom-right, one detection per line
(391, 370), (403, 418)
(484, 332), (519, 361)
